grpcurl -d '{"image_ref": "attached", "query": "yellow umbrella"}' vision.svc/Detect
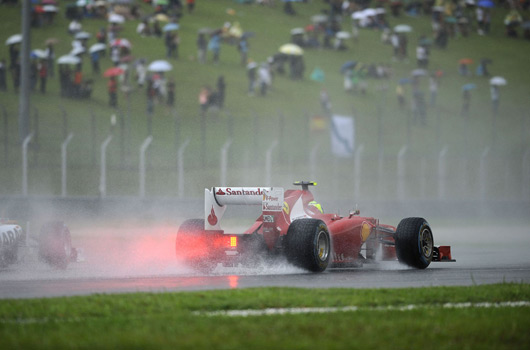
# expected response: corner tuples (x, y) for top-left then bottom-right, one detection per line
(279, 43), (303, 56)
(155, 13), (169, 22)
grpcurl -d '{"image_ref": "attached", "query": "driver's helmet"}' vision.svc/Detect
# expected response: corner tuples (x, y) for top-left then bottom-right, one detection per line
(308, 200), (323, 214)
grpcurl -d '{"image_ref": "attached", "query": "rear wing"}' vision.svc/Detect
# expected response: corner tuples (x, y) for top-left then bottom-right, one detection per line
(205, 187), (284, 230)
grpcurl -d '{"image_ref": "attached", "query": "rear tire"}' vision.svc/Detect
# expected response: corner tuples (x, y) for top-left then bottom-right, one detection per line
(38, 221), (72, 269)
(394, 217), (433, 269)
(175, 219), (217, 273)
(285, 219), (331, 272)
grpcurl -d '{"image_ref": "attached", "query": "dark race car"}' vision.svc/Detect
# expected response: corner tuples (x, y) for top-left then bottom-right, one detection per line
(176, 182), (454, 273)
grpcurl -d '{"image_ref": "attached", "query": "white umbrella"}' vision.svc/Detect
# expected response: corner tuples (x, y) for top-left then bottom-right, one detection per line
(336, 31), (351, 39)
(89, 43), (106, 53)
(362, 8), (377, 17)
(5, 34), (22, 46)
(31, 49), (48, 59)
(75, 31), (91, 40)
(352, 11), (367, 20)
(311, 14), (328, 23)
(108, 13), (125, 24)
(489, 76), (507, 86)
(110, 38), (132, 49)
(57, 55), (81, 65)
(290, 28), (305, 35)
(70, 47), (86, 56)
(375, 8), (386, 15)
(394, 24), (413, 33)
(148, 60), (172, 72)
(43, 5), (58, 12)
(279, 43), (303, 56)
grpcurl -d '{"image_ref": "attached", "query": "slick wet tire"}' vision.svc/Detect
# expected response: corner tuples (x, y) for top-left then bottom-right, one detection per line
(394, 217), (433, 269)
(285, 219), (331, 272)
(175, 219), (217, 274)
(38, 221), (72, 269)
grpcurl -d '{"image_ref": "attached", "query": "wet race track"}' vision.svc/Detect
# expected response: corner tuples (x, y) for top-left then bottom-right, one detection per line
(1, 224), (529, 299)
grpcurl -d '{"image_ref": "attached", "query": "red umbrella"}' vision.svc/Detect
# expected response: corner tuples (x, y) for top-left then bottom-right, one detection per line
(103, 67), (124, 78)
(458, 58), (474, 65)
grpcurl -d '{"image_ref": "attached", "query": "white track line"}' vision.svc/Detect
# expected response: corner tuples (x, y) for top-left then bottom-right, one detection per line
(197, 301), (530, 317)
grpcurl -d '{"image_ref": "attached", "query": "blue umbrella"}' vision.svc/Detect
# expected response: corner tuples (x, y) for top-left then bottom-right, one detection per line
(310, 67), (325, 83)
(462, 83), (476, 91)
(340, 60), (357, 73)
(477, 0), (494, 8)
(163, 23), (180, 32)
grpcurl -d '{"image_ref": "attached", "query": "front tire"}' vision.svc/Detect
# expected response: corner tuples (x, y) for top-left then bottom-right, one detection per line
(285, 219), (331, 272)
(394, 217), (433, 269)
(38, 221), (72, 269)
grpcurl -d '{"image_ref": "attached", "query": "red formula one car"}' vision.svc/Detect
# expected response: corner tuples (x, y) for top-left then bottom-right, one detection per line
(175, 182), (454, 273)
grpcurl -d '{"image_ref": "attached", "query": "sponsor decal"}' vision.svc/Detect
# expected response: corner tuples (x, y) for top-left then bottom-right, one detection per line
(217, 188), (266, 196)
(283, 202), (290, 215)
(207, 206), (218, 226)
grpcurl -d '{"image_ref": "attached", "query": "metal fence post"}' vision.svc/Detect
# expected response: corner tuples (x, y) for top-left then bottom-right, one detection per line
(220, 139), (232, 187)
(522, 148), (530, 200)
(61, 133), (74, 197)
(21, 132), (34, 196)
(99, 135), (112, 197)
(177, 139), (190, 198)
(139, 136), (153, 198)
(265, 140), (279, 186)
(438, 146), (448, 199)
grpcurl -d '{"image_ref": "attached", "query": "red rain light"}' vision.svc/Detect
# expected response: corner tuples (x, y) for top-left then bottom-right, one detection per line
(230, 236), (237, 248)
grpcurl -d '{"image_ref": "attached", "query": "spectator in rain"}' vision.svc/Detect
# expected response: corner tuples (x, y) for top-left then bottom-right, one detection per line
(108, 76), (117, 107)
(96, 27), (107, 44)
(111, 46), (120, 66)
(429, 73), (438, 107)
(8, 44), (19, 70)
(38, 60), (47, 94)
(167, 78), (175, 107)
(165, 31), (176, 59)
(247, 60), (257, 95)
(461, 89), (471, 117)
(137, 20), (152, 37)
(136, 59), (147, 87)
(30, 60), (37, 91)
(216, 75), (226, 108)
(0, 59), (6, 91)
(208, 32), (221, 64)
(68, 19), (82, 35)
(197, 32), (207, 63)
(258, 63), (271, 96)
(238, 37), (249, 66)
(45, 43), (55, 78)
(490, 85), (499, 115)
(320, 88), (331, 115)
(396, 83), (406, 108)
(146, 79), (155, 114)
(73, 67), (83, 97)
(187, 0), (195, 14)
(153, 21), (163, 38)
(199, 86), (210, 117)
(90, 50), (100, 74)
(416, 44), (428, 68)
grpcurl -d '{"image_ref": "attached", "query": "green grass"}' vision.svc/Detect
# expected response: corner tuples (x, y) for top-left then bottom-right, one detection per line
(0, 283), (529, 349)
(0, 1), (529, 198)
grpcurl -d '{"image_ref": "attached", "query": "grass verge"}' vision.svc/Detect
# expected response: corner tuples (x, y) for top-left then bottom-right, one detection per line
(0, 283), (529, 349)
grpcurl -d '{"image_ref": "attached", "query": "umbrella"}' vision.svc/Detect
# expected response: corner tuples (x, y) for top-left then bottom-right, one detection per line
(103, 67), (124, 78)
(394, 24), (412, 33)
(340, 60), (357, 73)
(352, 11), (367, 20)
(70, 46), (86, 56)
(459, 58), (474, 65)
(120, 55), (134, 63)
(148, 60), (172, 72)
(411, 68), (428, 77)
(43, 5), (58, 12)
(336, 31), (351, 39)
(163, 23), (180, 32)
(399, 77), (410, 84)
(489, 76), (507, 86)
(279, 43), (303, 55)
(45, 37), (59, 45)
(310, 67), (325, 83)
(290, 28), (305, 35)
(5, 34), (22, 46)
(477, 0), (494, 8)
(75, 31), (91, 40)
(89, 43), (106, 53)
(419, 37), (433, 46)
(462, 83), (476, 91)
(110, 38), (132, 49)
(375, 8), (386, 15)
(108, 13), (125, 24)
(362, 8), (377, 17)
(198, 27), (212, 34)
(57, 55), (81, 65)
(31, 49), (47, 59)
(311, 14), (328, 23)
(155, 13), (169, 22)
